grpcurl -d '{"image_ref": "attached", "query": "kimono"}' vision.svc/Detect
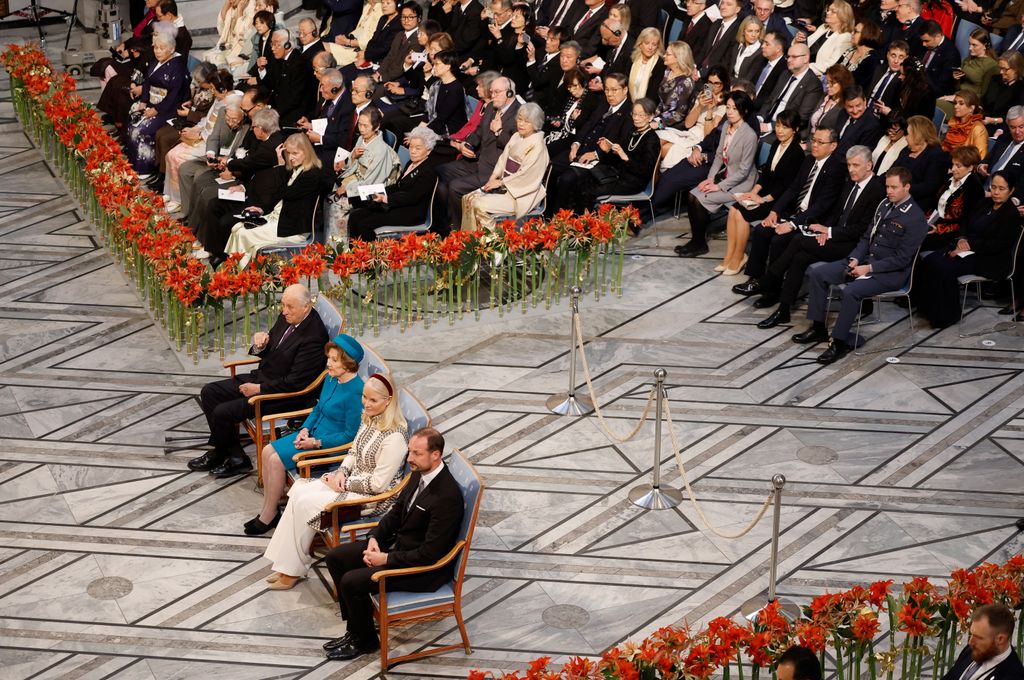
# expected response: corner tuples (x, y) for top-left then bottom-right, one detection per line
(462, 131), (549, 231)
(125, 54), (190, 175)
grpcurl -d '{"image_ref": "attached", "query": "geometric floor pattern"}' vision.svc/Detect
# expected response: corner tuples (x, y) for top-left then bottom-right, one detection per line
(2, 27), (1024, 680)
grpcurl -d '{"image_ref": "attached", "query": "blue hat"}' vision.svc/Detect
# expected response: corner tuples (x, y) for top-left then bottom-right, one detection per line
(333, 333), (364, 364)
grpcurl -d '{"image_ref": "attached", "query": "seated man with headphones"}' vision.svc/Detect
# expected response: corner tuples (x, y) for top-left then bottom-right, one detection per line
(296, 68), (354, 169)
(435, 76), (521, 232)
(258, 28), (317, 127)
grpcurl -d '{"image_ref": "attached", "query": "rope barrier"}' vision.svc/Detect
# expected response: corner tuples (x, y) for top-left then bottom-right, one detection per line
(571, 311), (774, 538)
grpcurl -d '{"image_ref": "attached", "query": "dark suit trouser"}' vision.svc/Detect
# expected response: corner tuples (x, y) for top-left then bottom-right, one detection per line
(197, 193), (243, 255)
(807, 260), (897, 342)
(650, 160), (711, 219)
(325, 540), (448, 644)
(760, 237), (854, 306)
(746, 228), (794, 279)
(437, 159), (488, 229)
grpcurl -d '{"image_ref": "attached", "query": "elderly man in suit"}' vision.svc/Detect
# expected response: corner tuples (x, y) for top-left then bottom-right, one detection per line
(260, 29), (315, 127)
(940, 604), (1024, 680)
(733, 126), (846, 296)
(297, 69), (354, 169)
(754, 145), (886, 328)
(188, 284), (329, 477)
(526, 27), (569, 108)
(759, 43), (824, 139)
(792, 166), (928, 364)
(980, 107), (1024, 189)
(436, 77), (521, 229)
(323, 427), (465, 661)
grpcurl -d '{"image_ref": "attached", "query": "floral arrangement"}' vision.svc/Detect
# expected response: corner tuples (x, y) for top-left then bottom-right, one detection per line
(3, 44), (636, 358)
(469, 556), (1024, 680)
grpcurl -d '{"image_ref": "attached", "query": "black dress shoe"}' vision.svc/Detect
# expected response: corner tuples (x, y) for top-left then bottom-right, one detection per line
(757, 309), (791, 329)
(817, 339), (851, 364)
(187, 451), (225, 472)
(732, 280), (761, 296)
(323, 633), (355, 651)
(325, 638), (379, 661)
(792, 325), (829, 344)
(210, 457), (253, 478)
(752, 295), (778, 309)
(999, 305), (1015, 315)
(244, 511), (281, 535)
(674, 242), (709, 257)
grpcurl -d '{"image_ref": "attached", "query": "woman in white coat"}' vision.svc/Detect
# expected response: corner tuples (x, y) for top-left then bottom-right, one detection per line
(203, 0), (255, 75)
(804, 0), (855, 75)
(462, 103), (550, 231)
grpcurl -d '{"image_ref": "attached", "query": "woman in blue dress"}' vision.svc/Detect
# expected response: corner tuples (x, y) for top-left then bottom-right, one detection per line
(125, 26), (190, 180)
(246, 333), (365, 535)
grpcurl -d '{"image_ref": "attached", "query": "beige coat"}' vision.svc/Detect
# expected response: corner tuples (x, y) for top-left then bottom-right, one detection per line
(462, 131), (549, 231)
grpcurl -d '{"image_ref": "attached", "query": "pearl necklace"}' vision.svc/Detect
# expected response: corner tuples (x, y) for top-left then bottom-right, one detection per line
(627, 128), (649, 152)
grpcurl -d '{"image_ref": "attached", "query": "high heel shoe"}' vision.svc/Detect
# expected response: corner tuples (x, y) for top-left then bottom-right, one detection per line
(267, 574), (301, 590)
(714, 263), (727, 272)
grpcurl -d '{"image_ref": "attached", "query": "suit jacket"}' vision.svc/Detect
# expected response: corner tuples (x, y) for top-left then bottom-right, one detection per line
(575, 99), (633, 155)
(835, 110), (883, 154)
(227, 130), (286, 183)
(446, 0), (486, 58)
(369, 463), (465, 589)
(364, 15), (403, 64)
(773, 152), (845, 224)
(960, 199), (1023, 278)
(827, 175), (886, 244)
(249, 308), (330, 394)
(940, 647), (1024, 680)
(1002, 24), (1024, 56)
(923, 37), (960, 96)
(314, 92), (356, 169)
(896, 144), (951, 213)
(986, 137), (1024, 186)
(897, 16), (925, 57)
(757, 140), (806, 202)
(205, 116), (250, 158)
(267, 50), (314, 127)
(571, 5), (610, 58)
(320, 0), (363, 40)
(701, 17), (742, 71)
(706, 122), (759, 193)
(753, 58), (787, 111)
(466, 100), (522, 173)
(867, 68), (902, 110)
(760, 69), (825, 138)
(684, 14), (714, 65)
(369, 155), (441, 223)
(527, 53), (564, 111)
(736, 49), (767, 85)
(849, 196), (929, 288)
(251, 166), (334, 236)
(600, 35), (636, 79)
(378, 29), (419, 83)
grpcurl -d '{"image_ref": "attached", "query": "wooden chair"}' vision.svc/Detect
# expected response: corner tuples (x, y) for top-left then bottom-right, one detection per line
(342, 448), (484, 669)
(232, 295), (344, 486)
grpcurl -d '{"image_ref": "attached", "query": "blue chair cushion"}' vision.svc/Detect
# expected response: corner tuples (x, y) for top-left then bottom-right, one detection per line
(372, 584), (455, 614)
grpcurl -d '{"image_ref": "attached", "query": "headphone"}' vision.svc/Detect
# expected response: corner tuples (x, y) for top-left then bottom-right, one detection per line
(281, 29), (292, 50)
(329, 83), (341, 95)
(506, 80), (516, 99)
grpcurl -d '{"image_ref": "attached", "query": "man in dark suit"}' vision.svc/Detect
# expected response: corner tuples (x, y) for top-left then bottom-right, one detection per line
(980, 106), (1024, 189)
(835, 87), (883, 153)
(681, 0), (714, 65)
(320, 0), (363, 41)
(526, 27), (568, 107)
(754, 145), (886, 328)
(920, 20), (960, 96)
(700, 0), (742, 75)
(758, 43), (824, 140)
(187, 284), (329, 476)
(1002, 13), (1024, 57)
(323, 427), (465, 661)
(792, 166), (928, 363)
(436, 77), (521, 228)
(431, 0), (485, 60)
(534, 38), (580, 113)
(264, 29), (315, 127)
(547, 72), (632, 215)
(568, 0), (609, 58)
(582, 18), (634, 85)
(893, 0), (924, 57)
(375, 4), (421, 90)
(871, 0), (901, 48)
(866, 40), (907, 111)
(734, 126), (846, 295)
(940, 604), (1024, 680)
(298, 69), (355, 169)
(753, 31), (788, 111)
(539, 0), (586, 37)
(752, 0), (790, 47)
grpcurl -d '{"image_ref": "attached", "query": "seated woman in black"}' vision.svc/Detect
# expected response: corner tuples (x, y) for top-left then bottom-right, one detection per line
(544, 69), (600, 161)
(572, 98), (662, 214)
(920, 145), (984, 252)
(982, 51), (1024, 134)
(383, 50), (468, 138)
(915, 172), (1021, 329)
(348, 126), (441, 240)
(895, 115), (950, 214)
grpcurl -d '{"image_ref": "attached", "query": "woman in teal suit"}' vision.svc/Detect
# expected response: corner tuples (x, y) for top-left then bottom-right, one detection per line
(246, 333), (365, 535)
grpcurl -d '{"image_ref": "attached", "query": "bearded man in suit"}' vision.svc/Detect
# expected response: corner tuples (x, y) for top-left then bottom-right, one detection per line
(940, 604), (1024, 680)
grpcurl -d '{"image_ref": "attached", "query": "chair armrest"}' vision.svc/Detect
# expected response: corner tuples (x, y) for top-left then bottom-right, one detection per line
(262, 408), (314, 424)
(224, 357), (260, 377)
(370, 540), (466, 582)
(322, 473), (412, 512)
(294, 443), (353, 465)
(246, 370), (328, 406)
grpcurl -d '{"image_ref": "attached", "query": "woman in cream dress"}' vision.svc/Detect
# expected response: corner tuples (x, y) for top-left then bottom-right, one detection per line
(202, 0), (255, 76)
(262, 374), (407, 590)
(327, 0), (384, 67)
(462, 103), (549, 231)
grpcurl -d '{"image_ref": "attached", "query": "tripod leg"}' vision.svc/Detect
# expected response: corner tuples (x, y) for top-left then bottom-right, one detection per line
(65, 0), (78, 50)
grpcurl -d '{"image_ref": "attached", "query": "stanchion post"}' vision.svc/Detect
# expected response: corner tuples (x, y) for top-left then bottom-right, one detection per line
(741, 474), (801, 620)
(629, 369), (683, 510)
(546, 286), (594, 416)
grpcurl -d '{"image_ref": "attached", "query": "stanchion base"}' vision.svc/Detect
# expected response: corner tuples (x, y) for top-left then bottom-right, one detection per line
(740, 595), (802, 622)
(546, 393), (594, 416)
(629, 484), (683, 510)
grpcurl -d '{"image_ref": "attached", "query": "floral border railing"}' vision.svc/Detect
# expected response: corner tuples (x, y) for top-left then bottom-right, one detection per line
(470, 556), (1024, 680)
(2, 43), (636, 359)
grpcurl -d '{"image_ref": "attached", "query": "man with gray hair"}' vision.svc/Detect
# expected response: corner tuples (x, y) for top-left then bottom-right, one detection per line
(261, 28), (316, 126)
(981, 106), (1024, 190)
(297, 67), (354, 167)
(893, 0), (924, 57)
(188, 284), (329, 478)
(752, 144), (886, 328)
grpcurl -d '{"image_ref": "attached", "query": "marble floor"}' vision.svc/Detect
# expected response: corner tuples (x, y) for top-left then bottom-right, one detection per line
(2, 20), (1024, 680)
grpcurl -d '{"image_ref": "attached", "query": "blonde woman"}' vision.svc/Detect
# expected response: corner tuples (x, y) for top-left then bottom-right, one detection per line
(653, 41), (696, 130)
(203, 0), (255, 74)
(804, 0), (854, 75)
(263, 373), (408, 590)
(462, 103), (549, 231)
(223, 133), (332, 267)
(327, 0), (384, 67)
(732, 16), (765, 81)
(629, 27), (666, 102)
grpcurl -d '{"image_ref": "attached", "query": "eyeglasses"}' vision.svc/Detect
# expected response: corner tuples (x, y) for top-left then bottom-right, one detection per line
(401, 12), (418, 18)
(811, 138), (835, 145)
(707, 79), (722, 86)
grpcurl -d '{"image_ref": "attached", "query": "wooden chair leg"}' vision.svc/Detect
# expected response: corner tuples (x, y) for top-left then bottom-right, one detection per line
(454, 603), (472, 653)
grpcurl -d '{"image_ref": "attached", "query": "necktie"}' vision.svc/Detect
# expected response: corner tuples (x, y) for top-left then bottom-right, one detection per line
(840, 116), (852, 138)
(574, 9), (593, 33)
(407, 478), (426, 510)
(1008, 32), (1024, 54)
(994, 141), (1020, 172)
(872, 71), (895, 102)
(767, 75), (797, 120)
(798, 161), (820, 208)
(276, 324), (295, 348)
(960, 661), (980, 680)
(755, 61), (773, 92)
(347, 110), (359, 148)
(836, 183), (859, 229)
(923, 49), (935, 67)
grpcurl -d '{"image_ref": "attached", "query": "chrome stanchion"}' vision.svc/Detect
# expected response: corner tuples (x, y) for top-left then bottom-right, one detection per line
(741, 474), (801, 620)
(546, 286), (594, 416)
(629, 369), (683, 510)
